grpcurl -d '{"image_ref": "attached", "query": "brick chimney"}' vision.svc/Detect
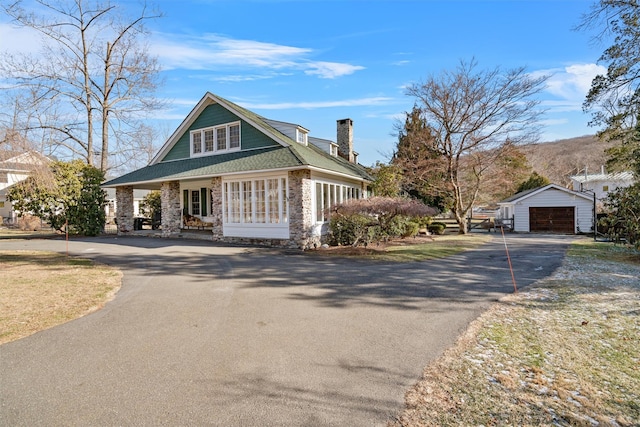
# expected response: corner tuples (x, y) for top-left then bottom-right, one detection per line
(336, 118), (354, 163)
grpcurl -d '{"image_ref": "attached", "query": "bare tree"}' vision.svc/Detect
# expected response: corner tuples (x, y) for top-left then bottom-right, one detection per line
(1, 0), (164, 172)
(403, 59), (548, 233)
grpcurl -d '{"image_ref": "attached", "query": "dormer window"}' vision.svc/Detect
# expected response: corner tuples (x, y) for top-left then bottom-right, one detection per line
(296, 129), (308, 145)
(191, 121), (241, 156)
(330, 144), (338, 157)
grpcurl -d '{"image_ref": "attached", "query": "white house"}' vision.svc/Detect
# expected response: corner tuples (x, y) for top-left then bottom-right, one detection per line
(570, 166), (634, 201)
(497, 184), (594, 234)
(0, 151), (50, 224)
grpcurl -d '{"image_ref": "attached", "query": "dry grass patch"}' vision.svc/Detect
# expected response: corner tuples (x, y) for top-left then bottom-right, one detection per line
(0, 250), (122, 345)
(391, 241), (640, 426)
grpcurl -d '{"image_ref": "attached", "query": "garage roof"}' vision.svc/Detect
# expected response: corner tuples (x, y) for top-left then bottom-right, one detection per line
(498, 184), (594, 204)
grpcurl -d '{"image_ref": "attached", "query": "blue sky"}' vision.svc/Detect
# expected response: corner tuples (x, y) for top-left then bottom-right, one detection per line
(1, 0), (606, 167)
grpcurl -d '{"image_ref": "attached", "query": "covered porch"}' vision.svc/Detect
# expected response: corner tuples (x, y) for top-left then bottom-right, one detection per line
(113, 179), (221, 239)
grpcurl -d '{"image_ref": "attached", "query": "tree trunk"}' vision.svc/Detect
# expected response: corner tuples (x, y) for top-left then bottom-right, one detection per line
(101, 42), (110, 172)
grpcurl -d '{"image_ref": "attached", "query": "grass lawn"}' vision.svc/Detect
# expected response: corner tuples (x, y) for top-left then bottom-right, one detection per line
(0, 250), (122, 345)
(391, 240), (640, 426)
(0, 228), (59, 239)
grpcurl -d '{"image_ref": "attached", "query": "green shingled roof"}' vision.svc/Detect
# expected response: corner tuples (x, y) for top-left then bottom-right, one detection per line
(103, 92), (373, 188)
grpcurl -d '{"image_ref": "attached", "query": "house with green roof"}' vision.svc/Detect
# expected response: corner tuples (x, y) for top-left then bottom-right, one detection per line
(102, 92), (373, 249)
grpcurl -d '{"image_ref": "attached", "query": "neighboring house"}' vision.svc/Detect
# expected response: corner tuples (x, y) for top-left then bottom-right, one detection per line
(570, 166), (635, 202)
(497, 184), (594, 234)
(102, 92), (373, 249)
(0, 151), (49, 224)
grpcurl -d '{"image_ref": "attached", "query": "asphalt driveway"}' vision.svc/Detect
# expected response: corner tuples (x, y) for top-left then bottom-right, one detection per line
(0, 234), (576, 426)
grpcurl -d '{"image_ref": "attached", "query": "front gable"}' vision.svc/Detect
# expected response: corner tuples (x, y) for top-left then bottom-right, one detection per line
(160, 103), (283, 162)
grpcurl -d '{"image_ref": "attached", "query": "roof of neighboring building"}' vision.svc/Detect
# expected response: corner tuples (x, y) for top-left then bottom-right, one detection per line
(498, 183), (594, 204)
(104, 92), (372, 188)
(0, 151), (50, 172)
(570, 171), (635, 183)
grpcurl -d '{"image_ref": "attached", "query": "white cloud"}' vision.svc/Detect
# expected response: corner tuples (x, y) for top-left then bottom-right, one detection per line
(537, 63), (607, 111)
(303, 61), (365, 79)
(151, 32), (363, 79)
(0, 22), (43, 55)
(240, 96), (393, 110)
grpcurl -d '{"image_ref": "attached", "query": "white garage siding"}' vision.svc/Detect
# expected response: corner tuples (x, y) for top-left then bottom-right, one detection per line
(500, 185), (594, 234)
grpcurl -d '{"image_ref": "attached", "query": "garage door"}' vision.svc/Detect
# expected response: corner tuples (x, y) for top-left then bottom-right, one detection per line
(529, 207), (575, 233)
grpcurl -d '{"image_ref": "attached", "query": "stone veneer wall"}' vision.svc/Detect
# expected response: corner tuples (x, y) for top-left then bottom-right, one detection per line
(115, 186), (134, 234)
(161, 181), (181, 237)
(288, 169), (320, 249)
(210, 177), (223, 240)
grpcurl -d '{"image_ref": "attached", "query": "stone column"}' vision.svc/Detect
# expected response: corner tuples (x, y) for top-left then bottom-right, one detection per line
(161, 181), (181, 237)
(115, 186), (134, 234)
(210, 177), (223, 240)
(288, 170), (317, 249)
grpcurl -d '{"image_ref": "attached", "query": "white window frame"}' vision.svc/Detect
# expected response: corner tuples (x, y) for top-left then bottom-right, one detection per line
(223, 176), (289, 226)
(190, 121), (241, 157)
(296, 129), (308, 145)
(314, 180), (362, 223)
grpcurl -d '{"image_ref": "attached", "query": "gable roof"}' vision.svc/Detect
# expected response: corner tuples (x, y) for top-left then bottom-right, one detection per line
(0, 150), (50, 172)
(569, 170), (634, 183)
(103, 92), (373, 188)
(498, 183), (594, 204)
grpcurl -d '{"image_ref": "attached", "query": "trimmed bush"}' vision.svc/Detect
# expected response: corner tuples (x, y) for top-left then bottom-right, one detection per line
(428, 221), (447, 235)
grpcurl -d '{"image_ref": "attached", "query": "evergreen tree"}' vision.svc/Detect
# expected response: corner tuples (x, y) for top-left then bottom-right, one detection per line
(8, 160), (106, 235)
(515, 172), (551, 193)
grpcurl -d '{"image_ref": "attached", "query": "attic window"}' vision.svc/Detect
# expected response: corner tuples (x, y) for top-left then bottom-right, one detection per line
(330, 144), (338, 157)
(296, 129), (308, 145)
(191, 121), (241, 157)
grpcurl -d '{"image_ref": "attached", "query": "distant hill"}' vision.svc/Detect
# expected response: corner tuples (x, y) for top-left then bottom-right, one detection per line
(520, 135), (617, 187)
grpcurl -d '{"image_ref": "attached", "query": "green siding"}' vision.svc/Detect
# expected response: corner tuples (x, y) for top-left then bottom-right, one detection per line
(161, 104), (280, 162)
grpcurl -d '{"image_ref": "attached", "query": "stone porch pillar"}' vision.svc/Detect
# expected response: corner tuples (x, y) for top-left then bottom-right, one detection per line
(288, 170), (318, 249)
(115, 186), (134, 234)
(161, 181), (181, 237)
(210, 177), (223, 241)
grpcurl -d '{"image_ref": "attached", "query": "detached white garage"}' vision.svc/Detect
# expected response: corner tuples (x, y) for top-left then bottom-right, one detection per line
(497, 184), (594, 234)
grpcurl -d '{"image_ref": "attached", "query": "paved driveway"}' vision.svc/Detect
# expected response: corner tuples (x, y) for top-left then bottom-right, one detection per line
(0, 234), (575, 426)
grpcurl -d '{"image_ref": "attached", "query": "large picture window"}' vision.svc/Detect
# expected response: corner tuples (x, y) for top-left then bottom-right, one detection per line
(315, 181), (361, 223)
(191, 122), (241, 156)
(224, 177), (288, 225)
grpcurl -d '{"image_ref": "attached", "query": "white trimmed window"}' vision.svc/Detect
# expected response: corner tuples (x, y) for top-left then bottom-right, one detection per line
(191, 122), (241, 156)
(315, 181), (362, 223)
(223, 177), (288, 225)
(183, 188), (210, 217)
(296, 129), (308, 145)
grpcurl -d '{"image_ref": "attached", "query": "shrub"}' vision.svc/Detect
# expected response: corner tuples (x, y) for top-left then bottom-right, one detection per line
(600, 182), (640, 249)
(329, 213), (371, 246)
(428, 222), (447, 235)
(141, 191), (161, 219)
(328, 197), (438, 247)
